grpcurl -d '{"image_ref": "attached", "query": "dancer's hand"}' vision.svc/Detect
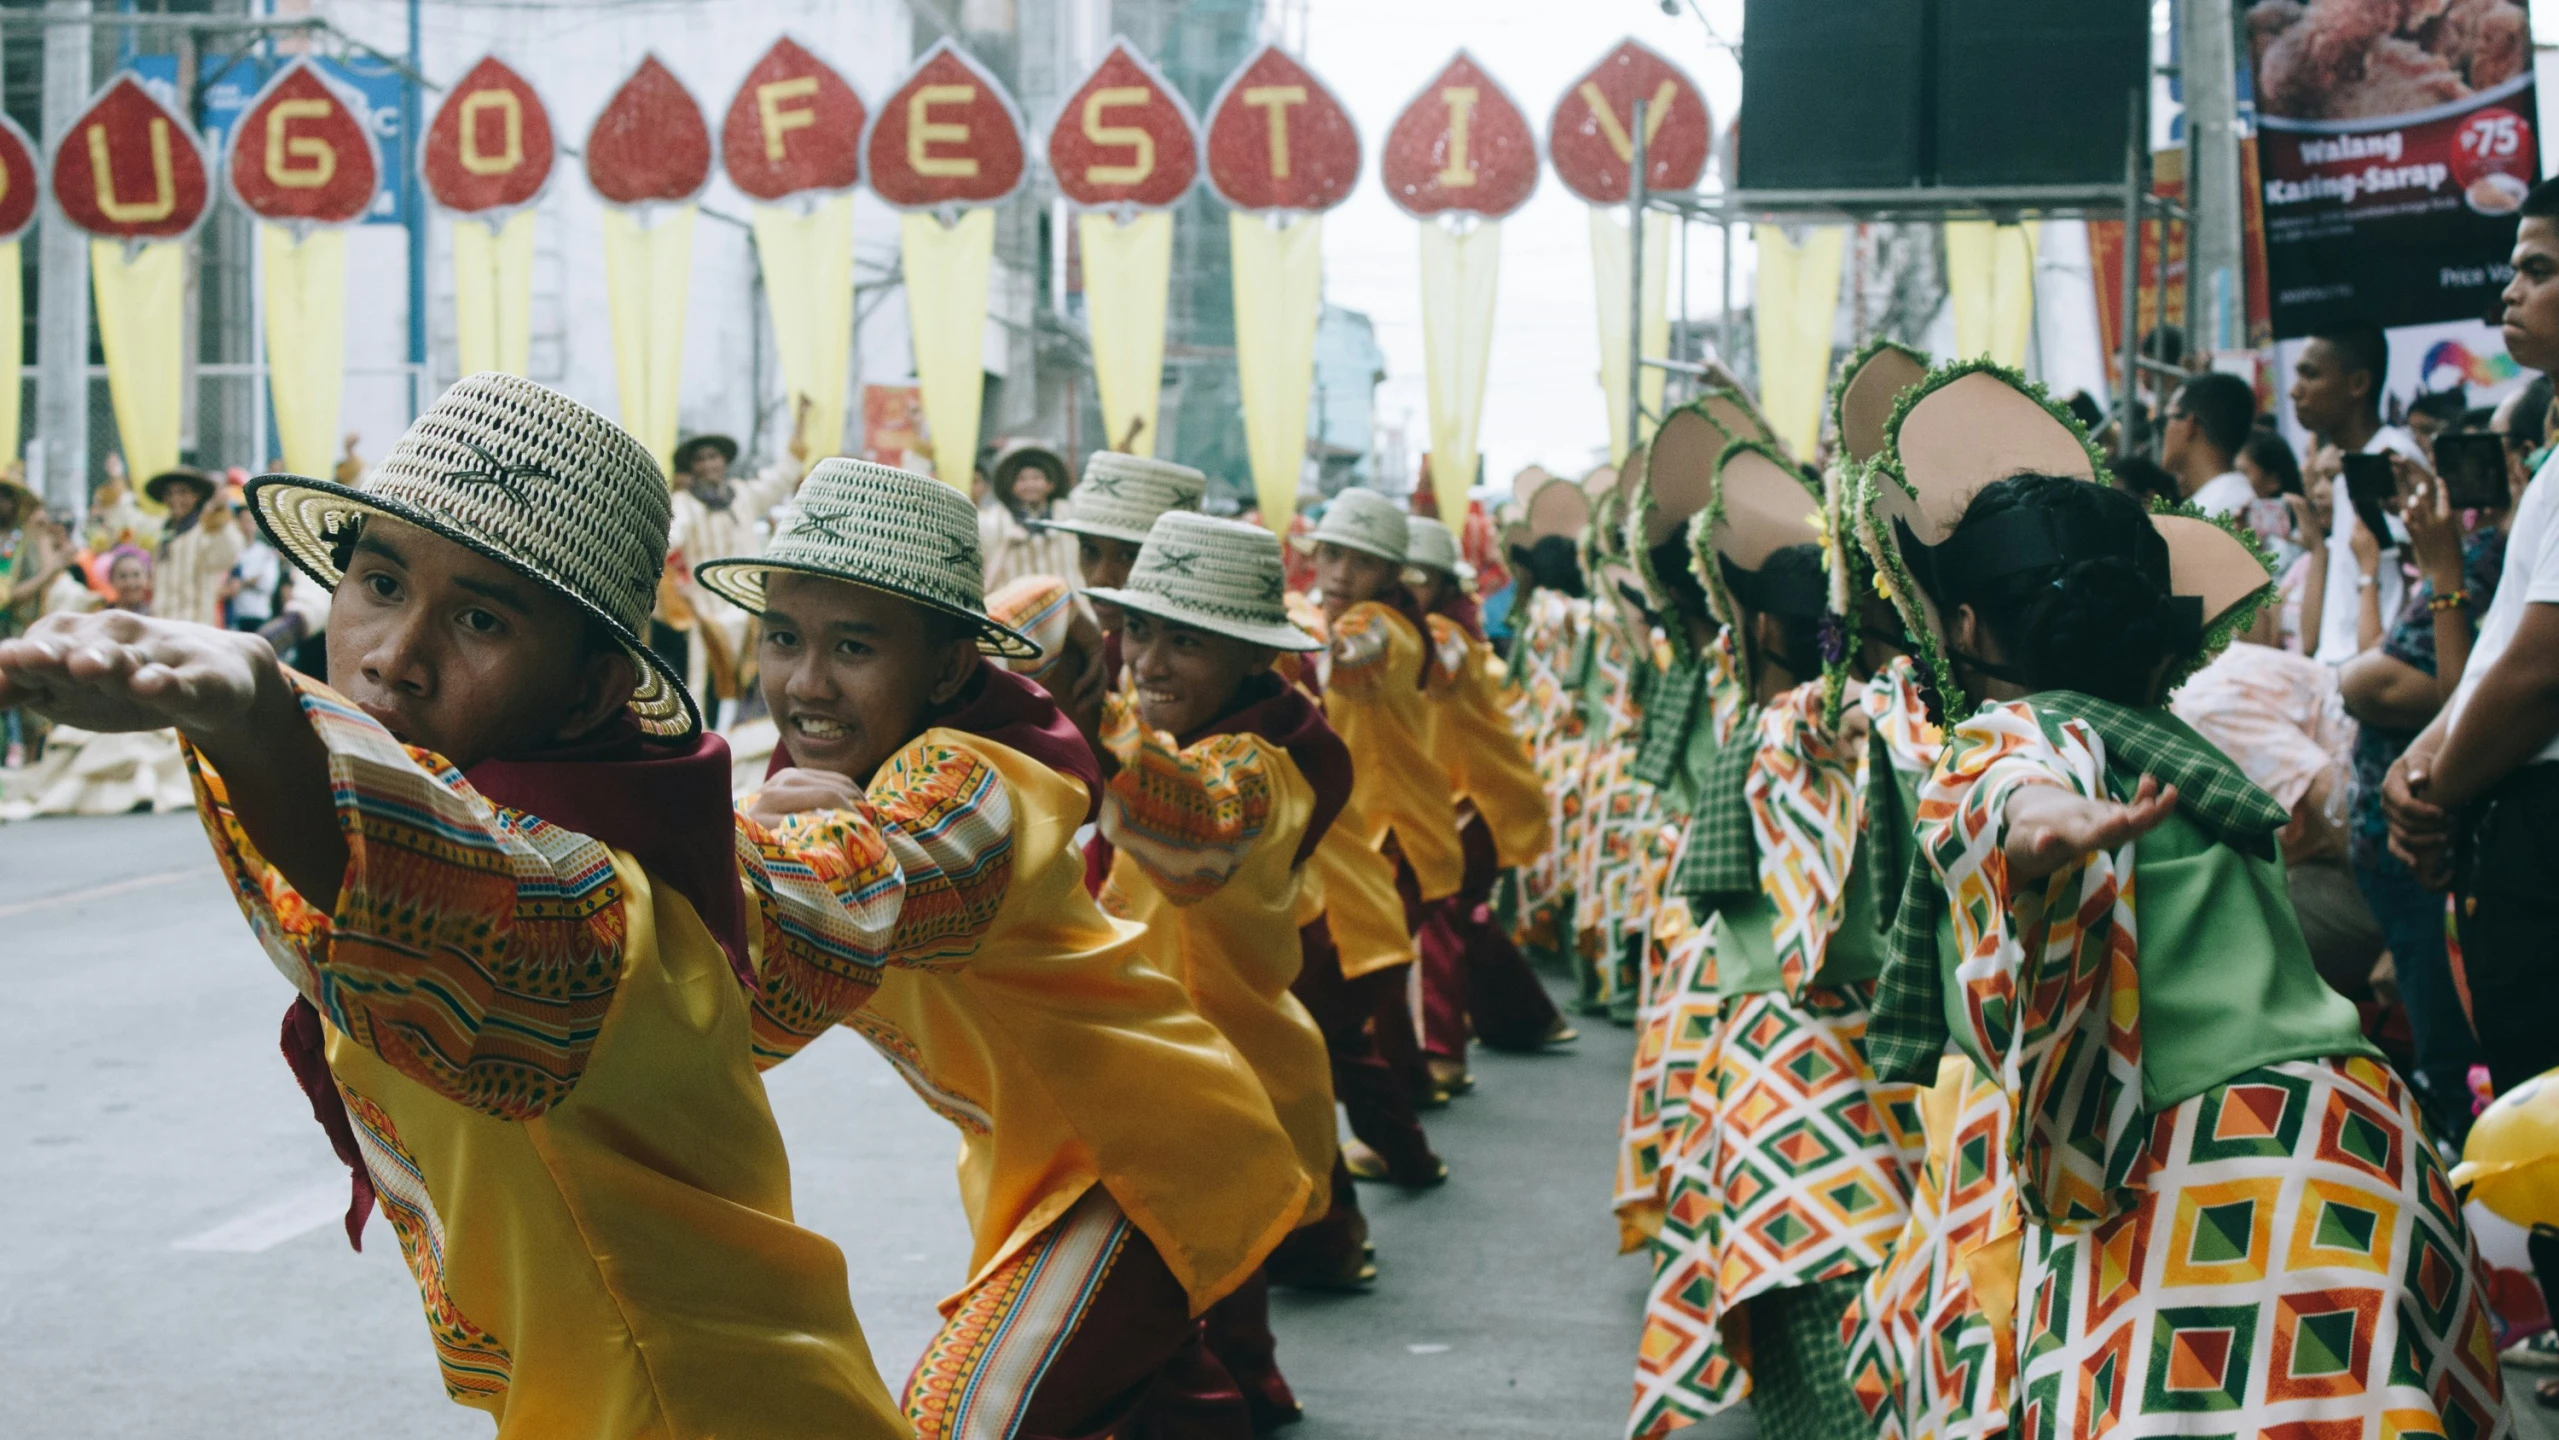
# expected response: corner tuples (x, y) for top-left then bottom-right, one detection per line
(2002, 774), (2179, 881)
(0, 610), (269, 737)
(745, 765), (865, 829)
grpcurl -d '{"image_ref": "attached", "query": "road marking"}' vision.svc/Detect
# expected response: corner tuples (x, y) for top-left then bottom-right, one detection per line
(172, 1181), (357, 1254)
(0, 867), (207, 920)
(1407, 1343), (1452, 1355)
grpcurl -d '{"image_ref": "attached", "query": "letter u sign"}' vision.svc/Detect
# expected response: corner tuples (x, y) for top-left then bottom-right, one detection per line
(89, 118), (175, 223)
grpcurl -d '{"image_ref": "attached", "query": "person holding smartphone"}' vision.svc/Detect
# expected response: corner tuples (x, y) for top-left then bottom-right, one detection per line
(2293, 323), (2428, 661)
(2386, 180), (2559, 1402)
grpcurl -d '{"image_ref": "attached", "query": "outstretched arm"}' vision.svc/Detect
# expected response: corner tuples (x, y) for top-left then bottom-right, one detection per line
(1098, 693), (1276, 905)
(0, 610), (343, 906)
(2000, 773), (2179, 882)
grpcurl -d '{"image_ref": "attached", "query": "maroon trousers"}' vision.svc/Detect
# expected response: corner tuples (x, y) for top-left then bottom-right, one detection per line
(1400, 818), (1567, 1063)
(1017, 1227), (1251, 1440)
(1199, 1272), (1299, 1432)
(1289, 917), (1441, 1182)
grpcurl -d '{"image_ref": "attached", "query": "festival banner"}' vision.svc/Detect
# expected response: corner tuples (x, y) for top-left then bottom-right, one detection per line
(2241, 0), (2538, 338)
(226, 60), (379, 483)
(866, 40), (1027, 487)
(588, 56), (711, 476)
(1050, 39), (1198, 458)
(1550, 41), (1708, 462)
(1207, 44), (1360, 529)
(1943, 221), (2037, 368)
(423, 55), (554, 379)
(1752, 226), (1845, 456)
(726, 37), (864, 464)
(1385, 51), (1537, 527)
(53, 74), (211, 485)
(0, 115), (42, 467)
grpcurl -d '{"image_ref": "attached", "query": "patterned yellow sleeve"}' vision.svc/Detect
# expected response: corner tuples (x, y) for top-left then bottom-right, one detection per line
(184, 674), (627, 1122)
(1324, 604), (1400, 697)
(1100, 724), (1277, 905)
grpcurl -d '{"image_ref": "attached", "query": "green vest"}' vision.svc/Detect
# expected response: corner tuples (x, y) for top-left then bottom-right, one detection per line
(1939, 807), (2374, 1110)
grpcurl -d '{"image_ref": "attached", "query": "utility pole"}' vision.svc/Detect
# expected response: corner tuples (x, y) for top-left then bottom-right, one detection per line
(36, 0), (90, 513)
(2182, 0), (2245, 352)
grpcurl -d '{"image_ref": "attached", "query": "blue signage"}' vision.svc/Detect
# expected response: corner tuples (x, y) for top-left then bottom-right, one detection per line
(124, 51), (410, 225)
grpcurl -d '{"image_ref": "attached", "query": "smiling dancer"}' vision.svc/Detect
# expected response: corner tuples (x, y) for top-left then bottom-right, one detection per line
(1090, 510), (1363, 1429)
(1857, 362), (2507, 1440)
(0, 376), (917, 1436)
(698, 460), (1315, 1440)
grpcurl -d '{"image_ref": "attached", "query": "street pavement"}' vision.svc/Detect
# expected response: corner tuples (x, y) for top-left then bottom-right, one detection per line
(0, 810), (1716, 1438)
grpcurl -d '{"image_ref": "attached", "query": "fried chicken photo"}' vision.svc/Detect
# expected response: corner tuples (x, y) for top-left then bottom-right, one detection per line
(2247, 0), (2525, 120)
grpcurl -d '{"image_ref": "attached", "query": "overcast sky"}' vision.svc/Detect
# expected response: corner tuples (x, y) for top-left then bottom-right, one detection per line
(1300, 0), (1747, 493)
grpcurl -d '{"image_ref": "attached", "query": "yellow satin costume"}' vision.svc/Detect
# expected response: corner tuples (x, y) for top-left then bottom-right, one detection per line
(841, 730), (1316, 1314)
(1318, 600), (1465, 901)
(1099, 700), (1341, 1199)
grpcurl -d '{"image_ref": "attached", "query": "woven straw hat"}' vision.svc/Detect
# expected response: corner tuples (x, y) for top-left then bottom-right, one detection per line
(1405, 516), (1467, 577)
(1089, 512), (1322, 652)
(246, 372), (698, 738)
(1300, 487), (1408, 564)
(695, 458), (1036, 659)
(1039, 452), (1206, 545)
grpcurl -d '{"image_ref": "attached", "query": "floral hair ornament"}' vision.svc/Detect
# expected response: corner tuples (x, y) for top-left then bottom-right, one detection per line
(1818, 338), (1931, 723)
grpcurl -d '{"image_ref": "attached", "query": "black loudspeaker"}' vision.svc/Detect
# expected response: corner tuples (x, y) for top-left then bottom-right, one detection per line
(1934, 0), (2146, 187)
(1736, 0), (1930, 191)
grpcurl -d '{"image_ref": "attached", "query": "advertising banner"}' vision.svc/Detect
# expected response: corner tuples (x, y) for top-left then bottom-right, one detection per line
(2242, 0), (2538, 338)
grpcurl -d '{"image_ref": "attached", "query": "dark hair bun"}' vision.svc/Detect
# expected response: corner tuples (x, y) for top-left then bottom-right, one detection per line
(2023, 555), (2177, 704)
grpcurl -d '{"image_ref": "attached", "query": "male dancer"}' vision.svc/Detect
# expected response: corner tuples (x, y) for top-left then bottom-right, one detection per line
(0, 377), (916, 1436)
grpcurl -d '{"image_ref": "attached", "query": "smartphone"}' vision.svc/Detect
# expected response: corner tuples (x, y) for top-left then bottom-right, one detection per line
(2340, 452), (2398, 545)
(2432, 430), (2511, 511)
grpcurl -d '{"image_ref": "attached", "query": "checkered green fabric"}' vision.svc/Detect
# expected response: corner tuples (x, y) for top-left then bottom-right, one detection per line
(1866, 691), (2291, 1085)
(1673, 719), (1761, 911)
(1746, 1273), (1873, 1440)
(1630, 658), (1706, 792)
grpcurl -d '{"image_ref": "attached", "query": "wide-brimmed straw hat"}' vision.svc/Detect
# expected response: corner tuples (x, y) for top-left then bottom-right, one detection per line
(145, 468), (219, 506)
(696, 457), (1038, 659)
(1818, 340), (1931, 718)
(1038, 451), (1206, 545)
(1405, 516), (1468, 578)
(1629, 386), (1777, 628)
(1523, 478), (1589, 542)
(1695, 438), (1824, 680)
(1853, 359), (2273, 720)
(1299, 487), (1409, 564)
(247, 372), (700, 738)
(1089, 512), (1322, 652)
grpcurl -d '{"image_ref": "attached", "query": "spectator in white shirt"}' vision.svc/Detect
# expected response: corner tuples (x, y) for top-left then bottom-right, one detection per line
(2292, 323), (2428, 661)
(2162, 371), (2260, 517)
(2385, 182), (2559, 1392)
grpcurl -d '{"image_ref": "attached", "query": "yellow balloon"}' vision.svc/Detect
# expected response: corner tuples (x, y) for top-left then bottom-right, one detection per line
(2452, 1067), (2559, 1230)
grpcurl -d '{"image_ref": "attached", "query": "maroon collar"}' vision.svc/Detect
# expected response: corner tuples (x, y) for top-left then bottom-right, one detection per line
(467, 718), (751, 987)
(1182, 670), (1350, 866)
